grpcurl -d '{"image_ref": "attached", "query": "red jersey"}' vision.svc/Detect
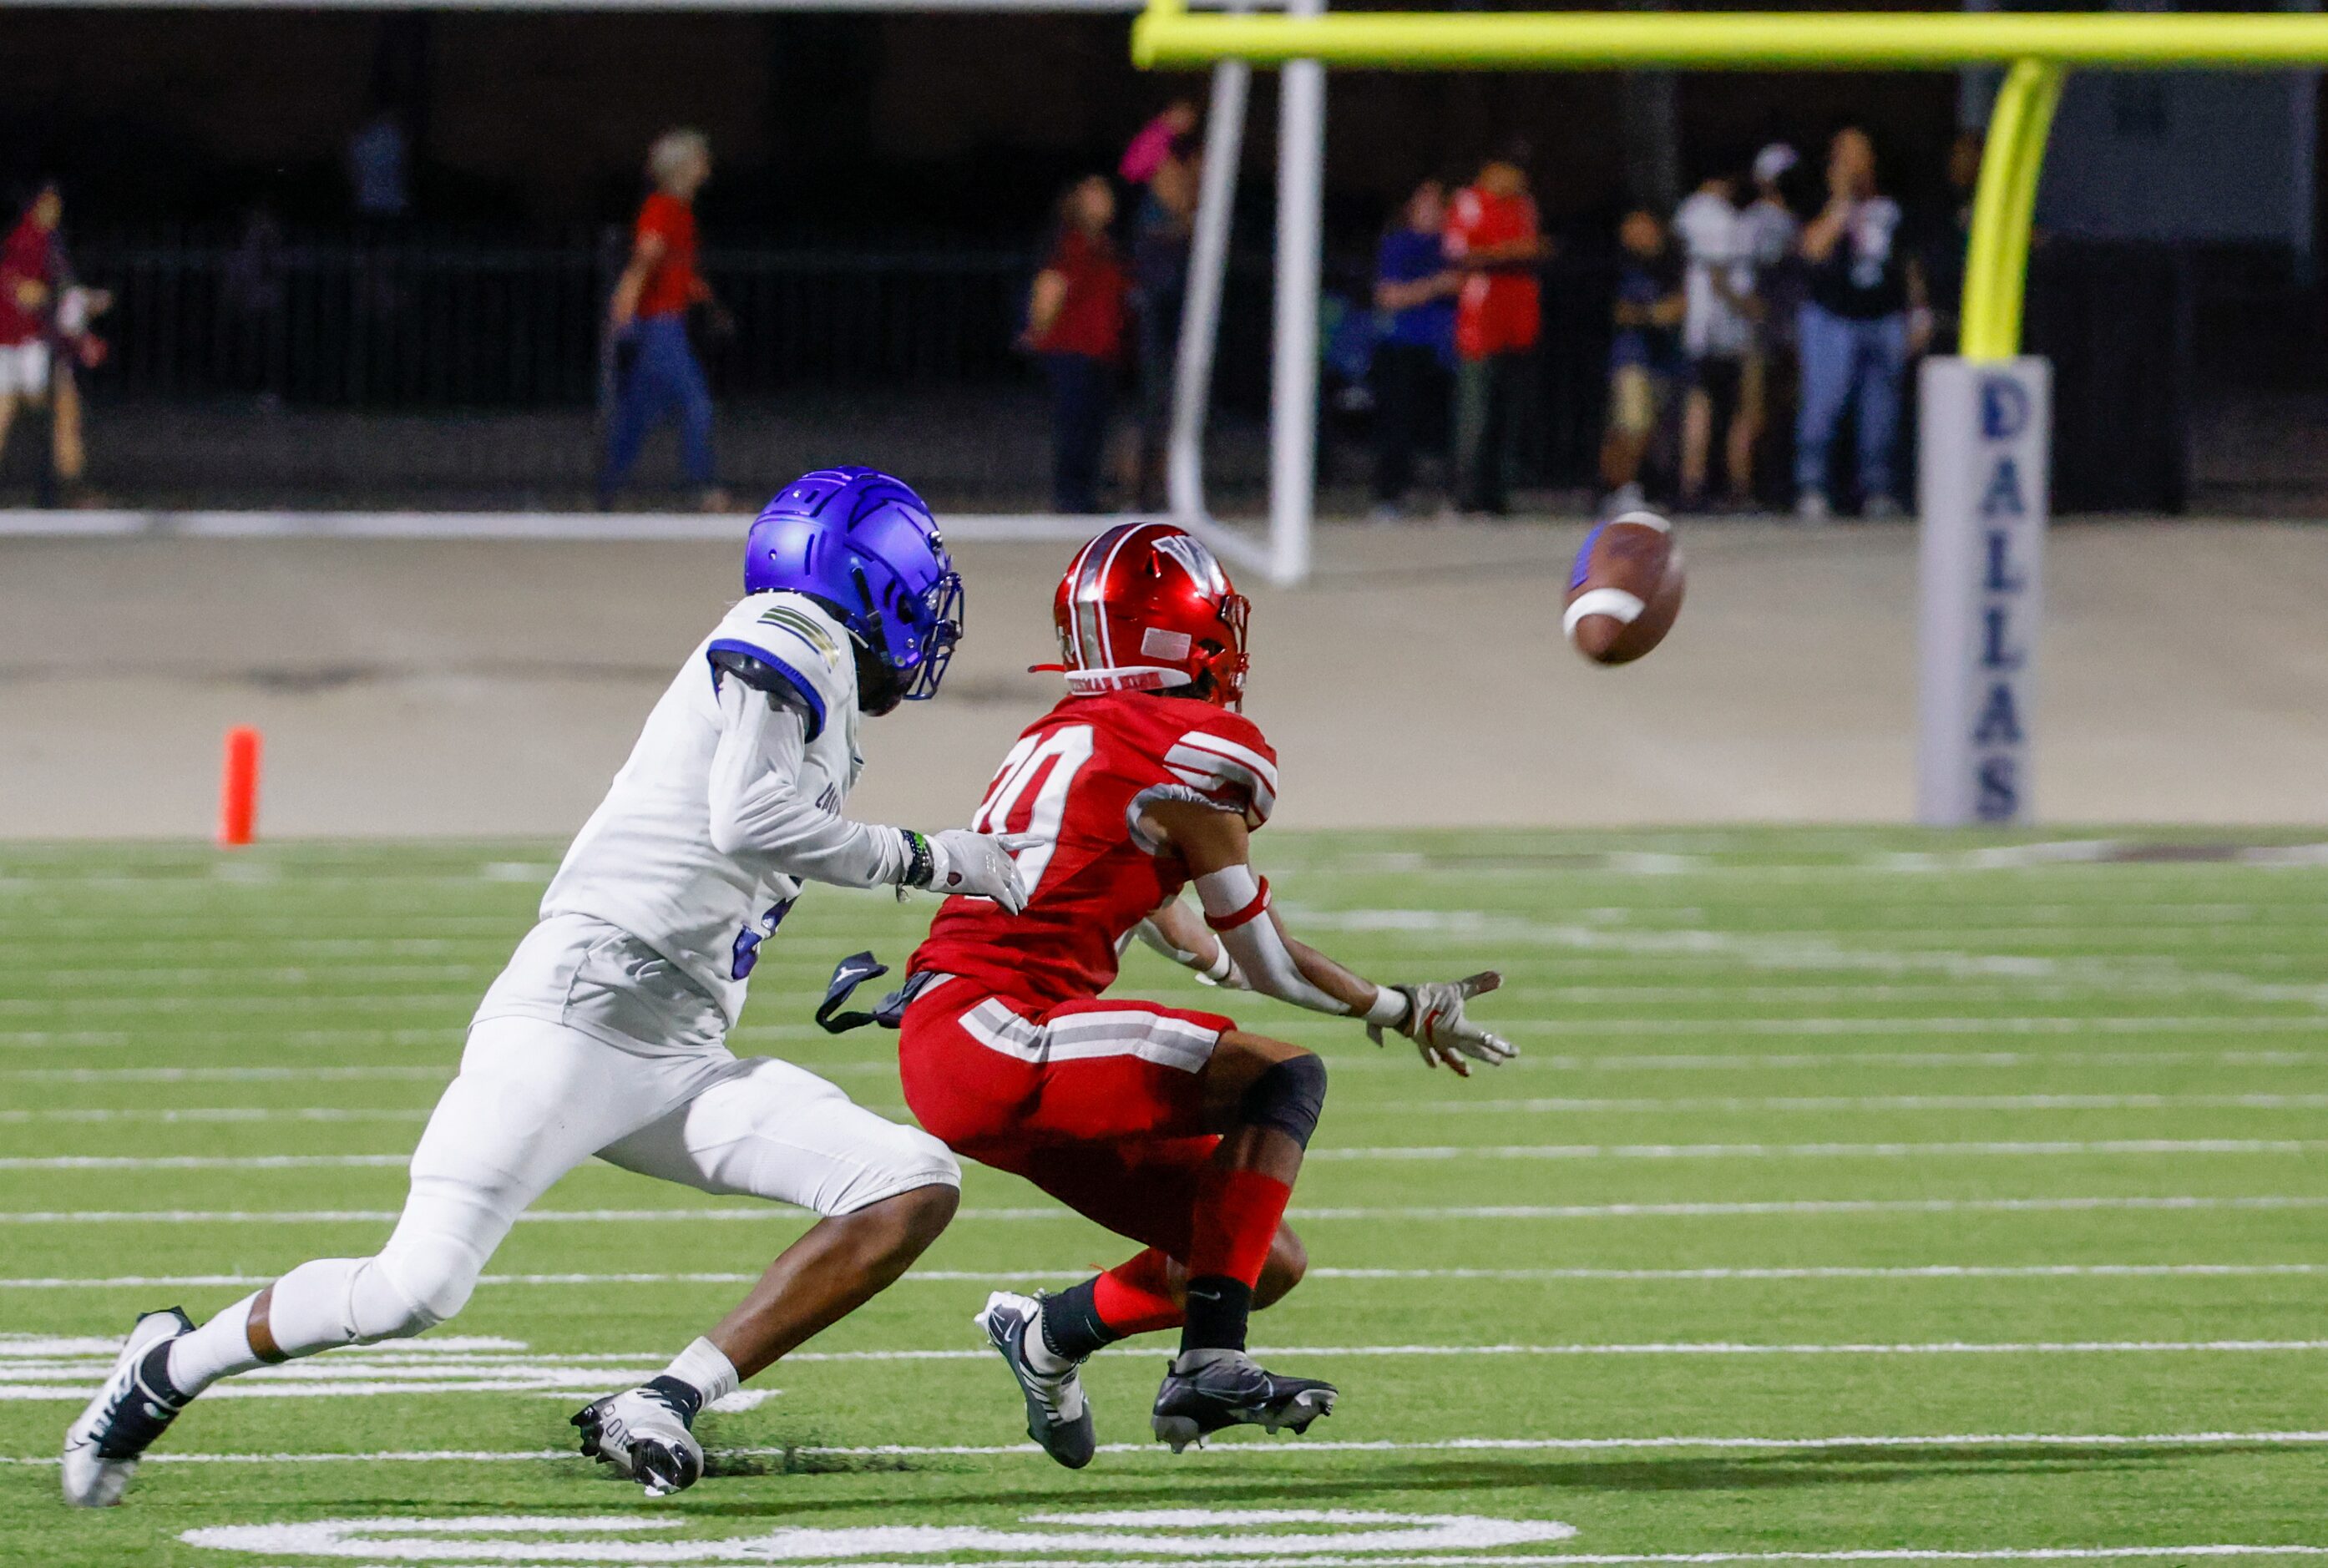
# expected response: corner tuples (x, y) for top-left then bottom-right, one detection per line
(0, 215), (53, 347)
(912, 690), (1277, 1009)
(1445, 185), (1541, 361)
(633, 192), (701, 321)
(1032, 228), (1130, 363)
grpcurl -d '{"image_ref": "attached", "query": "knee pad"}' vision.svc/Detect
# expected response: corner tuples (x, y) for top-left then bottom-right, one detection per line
(1238, 1052), (1328, 1149)
(357, 1232), (483, 1342)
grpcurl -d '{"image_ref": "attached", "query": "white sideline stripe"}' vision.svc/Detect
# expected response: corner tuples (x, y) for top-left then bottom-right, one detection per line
(1310, 1140), (2328, 1162)
(5, 1429), (2328, 1468)
(5, 1262), (2322, 1290)
(0, 508), (1105, 541)
(12, 1140), (2319, 1171)
(9, 1194), (2328, 1224)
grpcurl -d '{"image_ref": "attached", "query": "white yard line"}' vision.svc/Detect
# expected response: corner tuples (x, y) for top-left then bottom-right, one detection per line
(3, 1262), (2320, 1291)
(4, 1429), (2328, 1467)
(8, 1194), (2328, 1224)
(0, 1107), (430, 1124)
(1308, 1140), (2328, 1162)
(10, 1140), (2320, 1171)
(1384, 1094), (2328, 1115)
(3, 1051), (2320, 1079)
(10, 1094), (2325, 1124)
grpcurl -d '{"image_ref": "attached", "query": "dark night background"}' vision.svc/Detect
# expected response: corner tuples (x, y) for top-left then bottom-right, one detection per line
(0, 9), (1961, 243)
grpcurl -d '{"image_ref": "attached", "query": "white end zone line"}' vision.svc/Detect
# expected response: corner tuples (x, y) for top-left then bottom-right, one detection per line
(5, 1429), (2328, 1467)
(7, 1262), (2322, 1290)
(10, 1194), (2328, 1224)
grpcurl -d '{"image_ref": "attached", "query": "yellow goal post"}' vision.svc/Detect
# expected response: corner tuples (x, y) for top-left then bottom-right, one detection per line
(1129, 7), (2328, 822)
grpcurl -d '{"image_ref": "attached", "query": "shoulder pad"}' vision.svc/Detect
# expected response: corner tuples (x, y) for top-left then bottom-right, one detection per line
(1161, 718), (1278, 827)
(706, 594), (857, 744)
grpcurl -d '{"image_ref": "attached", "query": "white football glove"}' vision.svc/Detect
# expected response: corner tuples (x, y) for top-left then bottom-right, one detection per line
(924, 830), (1040, 914)
(1367, 971), (1516, 1075)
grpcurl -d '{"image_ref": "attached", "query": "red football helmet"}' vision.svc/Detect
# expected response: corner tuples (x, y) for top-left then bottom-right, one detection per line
(1037, 523), (1251, 709)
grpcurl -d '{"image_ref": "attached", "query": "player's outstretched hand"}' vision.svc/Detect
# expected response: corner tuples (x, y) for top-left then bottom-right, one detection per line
(1368, 972), (1516, 1076)
(928, 830), (1041, 914)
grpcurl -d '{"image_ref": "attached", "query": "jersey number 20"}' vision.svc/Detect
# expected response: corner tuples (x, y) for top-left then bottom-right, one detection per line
(969, 724), (1094, 897)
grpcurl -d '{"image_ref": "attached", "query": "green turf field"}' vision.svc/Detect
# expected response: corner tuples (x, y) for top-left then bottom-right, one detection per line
(3, 829), (2325, 1566)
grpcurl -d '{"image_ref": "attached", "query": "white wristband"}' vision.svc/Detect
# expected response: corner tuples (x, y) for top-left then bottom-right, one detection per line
(1202, 945), (1237, 984)
(1364, 985), (1413, 1029)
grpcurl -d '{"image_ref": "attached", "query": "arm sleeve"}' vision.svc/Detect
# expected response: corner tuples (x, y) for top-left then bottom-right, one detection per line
(1194, 865), (1349, 1016)
(706, 677), (912, 888)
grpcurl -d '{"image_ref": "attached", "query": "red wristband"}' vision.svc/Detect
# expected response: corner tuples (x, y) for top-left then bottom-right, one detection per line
(1202, 875), (1271, 933)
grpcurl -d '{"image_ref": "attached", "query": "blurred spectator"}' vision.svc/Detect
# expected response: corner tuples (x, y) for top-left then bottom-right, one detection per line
(1445, 150), (1549, 517)
(1131, 133), (1200, 512)
(0, 186), (61, 482)
(1738, 143), (1804, 502)
(1794, 125), (1926, 522)
(1121, 100), (1200, 188)
(1369, 176), (1459, 516)
(1600, 208), (1685, 514)
(602, 129), (726, 512)
(1672, 169), (1758, 511)
(347, 108), (411, 225)
(1024, 175), (1130, 515)
(1921, 129), (1984, 357)
(0, 183), (108, 499)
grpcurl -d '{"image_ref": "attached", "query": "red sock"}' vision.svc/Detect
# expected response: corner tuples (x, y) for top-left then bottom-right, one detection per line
(1187, 1166), (1293, 1287)
(1092, 1248), (1183, 1338)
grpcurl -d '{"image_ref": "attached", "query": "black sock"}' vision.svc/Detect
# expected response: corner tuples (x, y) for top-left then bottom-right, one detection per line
(645, 1374), (705, 1424)
(1177, 1275), (1253, 1356)
(1038, 1279), (1118, 1363)
(138, 1341), (186, 1408)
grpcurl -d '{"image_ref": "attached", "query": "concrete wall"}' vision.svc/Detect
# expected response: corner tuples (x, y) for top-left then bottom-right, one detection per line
(3, 520), (2324, 837)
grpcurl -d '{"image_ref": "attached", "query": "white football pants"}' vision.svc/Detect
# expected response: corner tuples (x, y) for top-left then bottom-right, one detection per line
(254, 1016), (959, 1358)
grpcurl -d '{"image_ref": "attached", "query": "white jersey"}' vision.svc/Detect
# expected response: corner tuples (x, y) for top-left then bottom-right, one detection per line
(480, 591), (889, 1040)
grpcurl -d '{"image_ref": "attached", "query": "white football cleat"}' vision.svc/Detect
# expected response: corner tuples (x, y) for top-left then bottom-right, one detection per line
(974, 1290), (1096, 1469)
(62, 1307), (195, 1508)
(573, 1385), (706, 1497)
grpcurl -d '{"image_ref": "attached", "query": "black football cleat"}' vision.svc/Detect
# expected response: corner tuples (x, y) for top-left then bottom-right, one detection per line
(573, 1386), (705, 1498)
(61, 1308), (195, 1508)
(1150, 1348), (1338, 1453)
(975, 1291), (1096, 1469)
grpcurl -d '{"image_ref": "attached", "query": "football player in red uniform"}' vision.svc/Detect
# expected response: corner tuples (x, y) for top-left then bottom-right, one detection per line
(901, 521), (1514, 1463)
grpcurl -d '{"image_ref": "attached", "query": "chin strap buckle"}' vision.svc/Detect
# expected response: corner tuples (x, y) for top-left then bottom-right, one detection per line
(816, 953), (944, 1033)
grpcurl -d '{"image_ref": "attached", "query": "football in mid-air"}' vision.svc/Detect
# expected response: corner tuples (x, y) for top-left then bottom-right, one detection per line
(1563, 510), (1685, 665)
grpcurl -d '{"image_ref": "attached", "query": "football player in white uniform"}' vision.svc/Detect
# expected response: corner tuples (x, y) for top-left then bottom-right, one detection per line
(63, 468), (1030, 1505)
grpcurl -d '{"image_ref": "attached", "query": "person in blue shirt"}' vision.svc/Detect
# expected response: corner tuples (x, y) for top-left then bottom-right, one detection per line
(1600, 208), (1686, 514)
(1369, 179), (1460, 516)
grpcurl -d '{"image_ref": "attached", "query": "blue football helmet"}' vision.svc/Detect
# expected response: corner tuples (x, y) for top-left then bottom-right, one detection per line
(744, 468), (964, 705)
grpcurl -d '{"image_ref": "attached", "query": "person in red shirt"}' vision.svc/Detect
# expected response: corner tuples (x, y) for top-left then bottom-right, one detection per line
(1024, 176), (1131, 513)
(602, 130), (727, 511)
(0, 185), (63, 481)
(1444, 150), (1551, 515)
